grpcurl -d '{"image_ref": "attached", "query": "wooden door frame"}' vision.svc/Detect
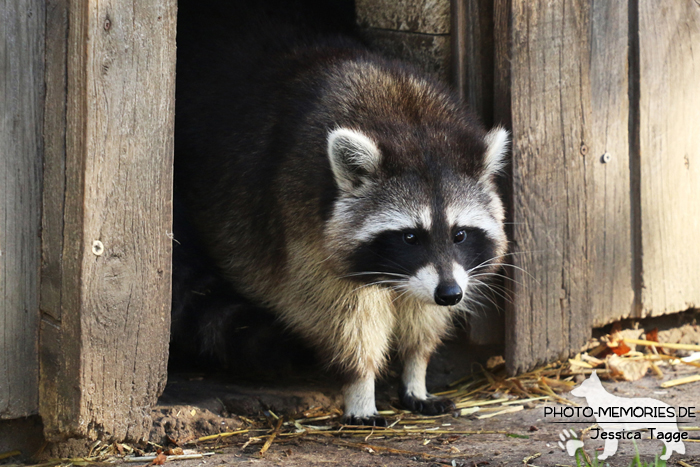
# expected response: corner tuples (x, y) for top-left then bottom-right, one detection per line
(39, 0), (177, 442)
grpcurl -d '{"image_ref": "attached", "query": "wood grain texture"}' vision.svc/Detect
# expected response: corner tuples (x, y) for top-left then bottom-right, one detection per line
(637, 1), (700, 317)
(39, 0), (77, 439)
(450, 0), (467, 100)
(39, 0), (176, 441)
(38, 0), (68, 433)
(40, 0), (69, 322)
(499, 0), (633, 374)
(451, 0), (494, 124)
(360, 28), (451, 79)
(451, 0), (504, 345)
(0, 0), (44, 419)
(587, 1), (634, 326)
(356, 0), (450, 34)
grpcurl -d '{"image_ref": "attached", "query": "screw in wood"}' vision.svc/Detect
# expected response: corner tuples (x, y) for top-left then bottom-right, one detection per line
(92, 240), (104, 256)
(601, 152), (611, 163)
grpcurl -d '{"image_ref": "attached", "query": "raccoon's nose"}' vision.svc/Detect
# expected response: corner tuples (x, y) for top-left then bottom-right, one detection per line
(434, 283), (462, 306)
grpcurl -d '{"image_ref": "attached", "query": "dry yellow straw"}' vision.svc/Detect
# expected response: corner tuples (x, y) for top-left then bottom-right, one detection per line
(189, 429), (249, 443)
(623, 338), (700, 352)
(476, 405), (524, 419)
(259, 419), (284, 456)
(0, 450), (21, 461)
(660, 374), (700, 388)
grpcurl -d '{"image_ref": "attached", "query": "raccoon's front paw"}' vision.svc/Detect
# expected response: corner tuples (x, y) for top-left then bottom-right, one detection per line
(400, 391), (456, 416)
(341, 414), (387, 427)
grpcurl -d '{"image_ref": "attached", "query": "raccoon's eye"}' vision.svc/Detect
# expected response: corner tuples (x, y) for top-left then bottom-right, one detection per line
(453, 230), (467, 244)
(403, 232), (418, 245)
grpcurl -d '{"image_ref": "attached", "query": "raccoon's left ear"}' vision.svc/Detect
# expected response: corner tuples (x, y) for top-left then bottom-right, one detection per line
(327, 128), (381, 192)
(481, 126), (510, 182)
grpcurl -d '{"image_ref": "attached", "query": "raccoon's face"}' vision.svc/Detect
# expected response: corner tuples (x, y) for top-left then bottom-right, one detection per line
(325, 126), (509, 308)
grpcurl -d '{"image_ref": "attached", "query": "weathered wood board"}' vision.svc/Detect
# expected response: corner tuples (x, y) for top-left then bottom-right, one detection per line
(356, 0), (450, 34)
(587, 1), (635, 326)
(452, 0), (494, 124)
(637, 1), (700, 317)
(39, 0), (177, 441)
(41, 0), (69, 325)
(0, 0), (44, 419)
(452, 0), (507, 345)
(356, 0), (451, 81)
(360, 28), (451, 79)
(497, 0), (633, 374)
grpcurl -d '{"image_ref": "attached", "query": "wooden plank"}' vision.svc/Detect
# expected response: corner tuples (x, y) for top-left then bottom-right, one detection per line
(0, 0), (44, 419)
(356, 0), (451, 82)
(356, 0), (450, 34)
(506, 0), (591, 374)
(450, 0), (467, 101)
(637, 1), (700, 317)
(38, 0), (75, 438)
(452, 0), (504, 345)
(360, 28), (451, 80)
(497, 0), (633, 374)
(587, 1), (634, 326)
(451, 0), (494, 124)
(39, 0), (176, 441)
(41, 0), (69, 322)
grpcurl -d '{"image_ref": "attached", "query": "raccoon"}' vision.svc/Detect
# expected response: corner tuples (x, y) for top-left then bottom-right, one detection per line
(174, 2), (509, 425)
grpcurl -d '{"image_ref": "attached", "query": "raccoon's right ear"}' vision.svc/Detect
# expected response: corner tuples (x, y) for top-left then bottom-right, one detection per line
(327, 128), (381, 192)
(480, 126), (510, 182)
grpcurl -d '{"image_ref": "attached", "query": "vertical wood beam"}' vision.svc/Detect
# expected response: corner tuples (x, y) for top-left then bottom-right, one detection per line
(637, 1), (700, 317)
(451, 0), (494, 125)
(40, 0), (176, 441)
(451, 0), (467, 101)
(356, 0), (452, 80)
(452, 0), (504, 345)
(496, 0), (633, 374)
(587, 1), (634, 326)
(0, 0), (44, 419)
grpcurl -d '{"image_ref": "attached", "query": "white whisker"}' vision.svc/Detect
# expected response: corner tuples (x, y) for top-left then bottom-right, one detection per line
(341, 271), (411, 279)
(349, 279), (407, 294)
(391, 289), (411, 303)
(470, 271), (525, 288)
(469, 278), (513, 305)
(466, 280), (502, 309)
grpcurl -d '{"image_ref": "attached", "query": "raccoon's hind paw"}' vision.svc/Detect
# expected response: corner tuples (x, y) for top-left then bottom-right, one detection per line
(400, 392), (456, 416)
(341, 414), (388, 427)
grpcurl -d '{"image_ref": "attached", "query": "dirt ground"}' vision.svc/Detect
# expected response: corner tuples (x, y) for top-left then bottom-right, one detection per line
(120, 321), (700, 467)
(136, 368), (699, 467)
(6, 316), (697, 467)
